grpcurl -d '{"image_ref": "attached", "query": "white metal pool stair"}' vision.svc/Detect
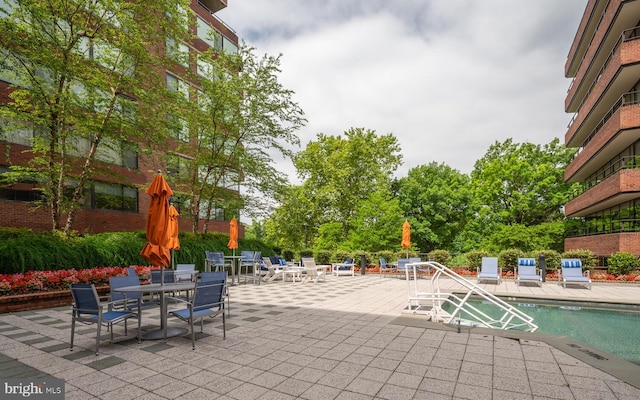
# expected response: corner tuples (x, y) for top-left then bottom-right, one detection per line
(403, 261), (538, 332)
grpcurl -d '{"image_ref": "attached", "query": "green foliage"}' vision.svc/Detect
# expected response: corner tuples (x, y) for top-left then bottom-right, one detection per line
(465, 250), (491, 270)
(315, 250), (332, 265)
(561, 249), (597, 270)
(346, 190), (404, 252)
(0, 0), (194, 235)
(396, 250), (419, 259)
(0, 229), (276, 274)
(428, 249), (451, 265)
(314, 222), (344, 251)
(282, 249), (294, 261)
(607, 252), (639, 275)
(471, 138), (576, 227)
(300, 249), (314, 259)
(498, 249), (525, 272)
(481, 222), (565, 253)
(284, 128), (402, 249)
(375, 251), (396, 263)
(396, 162), (474, 252)
(333, 250), (352, 263)
(449, 254), (468, 267)
(531, 250), (560, 272)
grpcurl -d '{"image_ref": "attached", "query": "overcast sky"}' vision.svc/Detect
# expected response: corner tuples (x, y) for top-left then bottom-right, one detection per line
(217, 0), (588, 182)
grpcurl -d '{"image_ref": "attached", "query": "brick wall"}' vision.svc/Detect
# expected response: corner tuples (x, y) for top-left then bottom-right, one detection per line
(565, 232), (640, 256)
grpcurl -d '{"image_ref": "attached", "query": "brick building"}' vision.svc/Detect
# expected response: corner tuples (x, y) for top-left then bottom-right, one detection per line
(0, 0), (243, 237)
(563, 0), (640, 256)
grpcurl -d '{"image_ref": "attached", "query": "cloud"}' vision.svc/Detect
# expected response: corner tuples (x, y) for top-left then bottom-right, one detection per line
(217, 0), (587, 181)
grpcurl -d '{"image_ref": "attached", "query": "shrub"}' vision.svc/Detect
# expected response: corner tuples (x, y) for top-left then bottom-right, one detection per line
(375, 251), (395, 264)
(607, 252), (639, 275)
(465, 250), (490, 270)
(531, 250), (560, 272)
(449, 254), (467, 267)
(333, 250), (351, 263)
(561, 249), (597, 271)
(498, 249), (525, 272)
(299, 249), (314, 259)
(428, 249), (451, 265)
(282, 249), (294, 261)
(315, 250), (332, 265)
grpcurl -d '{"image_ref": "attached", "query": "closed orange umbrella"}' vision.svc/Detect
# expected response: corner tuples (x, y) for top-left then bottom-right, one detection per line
(140, 172), (173, 268)
(401, 220), (411, 253)
(167, 204), (180, 251)
(227, 217), (238, 250)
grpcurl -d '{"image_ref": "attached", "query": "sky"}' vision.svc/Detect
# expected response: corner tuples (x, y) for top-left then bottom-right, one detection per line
(217, 0), (588, 183)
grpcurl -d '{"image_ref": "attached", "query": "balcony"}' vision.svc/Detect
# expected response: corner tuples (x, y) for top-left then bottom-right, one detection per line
(565, 167), (640, 217)
(565, 99), (640, 182)
(198, 0), (227, 14)
(565, 38), (640, 148)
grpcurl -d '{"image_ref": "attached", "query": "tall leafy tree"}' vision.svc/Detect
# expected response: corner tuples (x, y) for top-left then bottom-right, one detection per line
(395, 162), (474, 252)
(470, 138), (575, 226)
(171, 44), (304, 232)
(0, 0), (190, 236)
(347, 189), (404, 252)
(294, 127), (402, 242)
(467, 138), (578, 251)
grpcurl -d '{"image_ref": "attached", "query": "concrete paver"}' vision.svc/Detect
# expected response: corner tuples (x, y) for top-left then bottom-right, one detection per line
(0, 274), (639, 399)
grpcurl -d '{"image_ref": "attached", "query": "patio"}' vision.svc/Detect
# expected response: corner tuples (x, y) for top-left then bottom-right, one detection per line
(1, 274), (639, 399)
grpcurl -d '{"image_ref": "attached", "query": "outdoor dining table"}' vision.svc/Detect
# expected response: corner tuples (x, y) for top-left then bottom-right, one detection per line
(224, 255), (243, 285)
(114, 281), (195, 340)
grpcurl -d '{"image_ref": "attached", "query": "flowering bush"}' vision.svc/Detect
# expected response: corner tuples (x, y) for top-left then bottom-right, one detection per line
(0, 266), (151, 296)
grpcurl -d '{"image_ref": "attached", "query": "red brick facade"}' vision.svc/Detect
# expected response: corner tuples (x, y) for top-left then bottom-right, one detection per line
(563, 0), (640, 256)
(0, 1), (242, 237)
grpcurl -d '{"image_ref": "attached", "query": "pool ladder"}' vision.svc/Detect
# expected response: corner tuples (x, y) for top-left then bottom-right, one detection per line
(404, 261), (538, 332)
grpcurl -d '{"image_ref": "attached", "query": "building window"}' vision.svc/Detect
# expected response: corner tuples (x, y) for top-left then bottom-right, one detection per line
(89, 182), (138, 212)
(196, 16), (220, 49)
(166, 73), (189, 99)
(167, 114), (189, 142)
(222, 36), (238, 55)
(0, 115), (34, 146)
(0, 166), (42, 202)
(167, 153), (191, 177)
(165, 36), (189, 68)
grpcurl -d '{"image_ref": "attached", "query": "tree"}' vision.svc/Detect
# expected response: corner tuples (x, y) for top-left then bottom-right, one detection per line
(263, 185), (316, 251)
(471, 138), (575, 226)
(346, 190), (404, 252)
(169, 44), (305, 232)
(293, 127), (402, 243)
(0, 0), (191, 236)
(395, 162), (475, 252)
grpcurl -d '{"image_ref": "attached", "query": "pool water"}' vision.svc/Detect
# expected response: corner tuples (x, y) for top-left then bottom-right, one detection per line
(443, 298), (640, 365)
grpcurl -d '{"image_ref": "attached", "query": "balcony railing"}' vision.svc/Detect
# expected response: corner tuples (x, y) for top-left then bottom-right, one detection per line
(567, 24), (640, 129)
(569, 155), (640, 200)
(569, 91), (640, 162)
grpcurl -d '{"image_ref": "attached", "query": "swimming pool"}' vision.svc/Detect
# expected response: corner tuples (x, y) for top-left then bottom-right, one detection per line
(443, 297), (640, 365)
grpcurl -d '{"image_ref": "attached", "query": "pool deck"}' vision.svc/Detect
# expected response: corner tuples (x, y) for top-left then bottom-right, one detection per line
(1, 274), (640, 399)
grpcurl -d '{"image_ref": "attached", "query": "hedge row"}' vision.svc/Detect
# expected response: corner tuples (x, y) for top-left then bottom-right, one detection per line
(0, 228), (276, 274)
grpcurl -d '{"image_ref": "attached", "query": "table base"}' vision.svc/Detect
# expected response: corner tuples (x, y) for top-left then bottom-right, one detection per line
(141, 327), (188, 340)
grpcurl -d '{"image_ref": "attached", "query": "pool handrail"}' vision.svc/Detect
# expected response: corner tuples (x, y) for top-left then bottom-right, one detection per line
(405, 261), (538, 332)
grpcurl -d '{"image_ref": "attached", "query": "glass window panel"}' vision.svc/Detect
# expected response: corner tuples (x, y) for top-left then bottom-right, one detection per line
(0, 116), (33, 146)
(196, 16), (216, 48)
(222, 36), (238, 55)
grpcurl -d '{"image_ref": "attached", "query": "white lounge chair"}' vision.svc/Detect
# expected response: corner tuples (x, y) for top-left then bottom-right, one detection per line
(477, 257), (502, 284)
(559, 258), (591, 289)
(261, 257), (284, 282)
(301, 258), (328, 283)
(332, 258), (355, 276)
(516, 258), (542, 287)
